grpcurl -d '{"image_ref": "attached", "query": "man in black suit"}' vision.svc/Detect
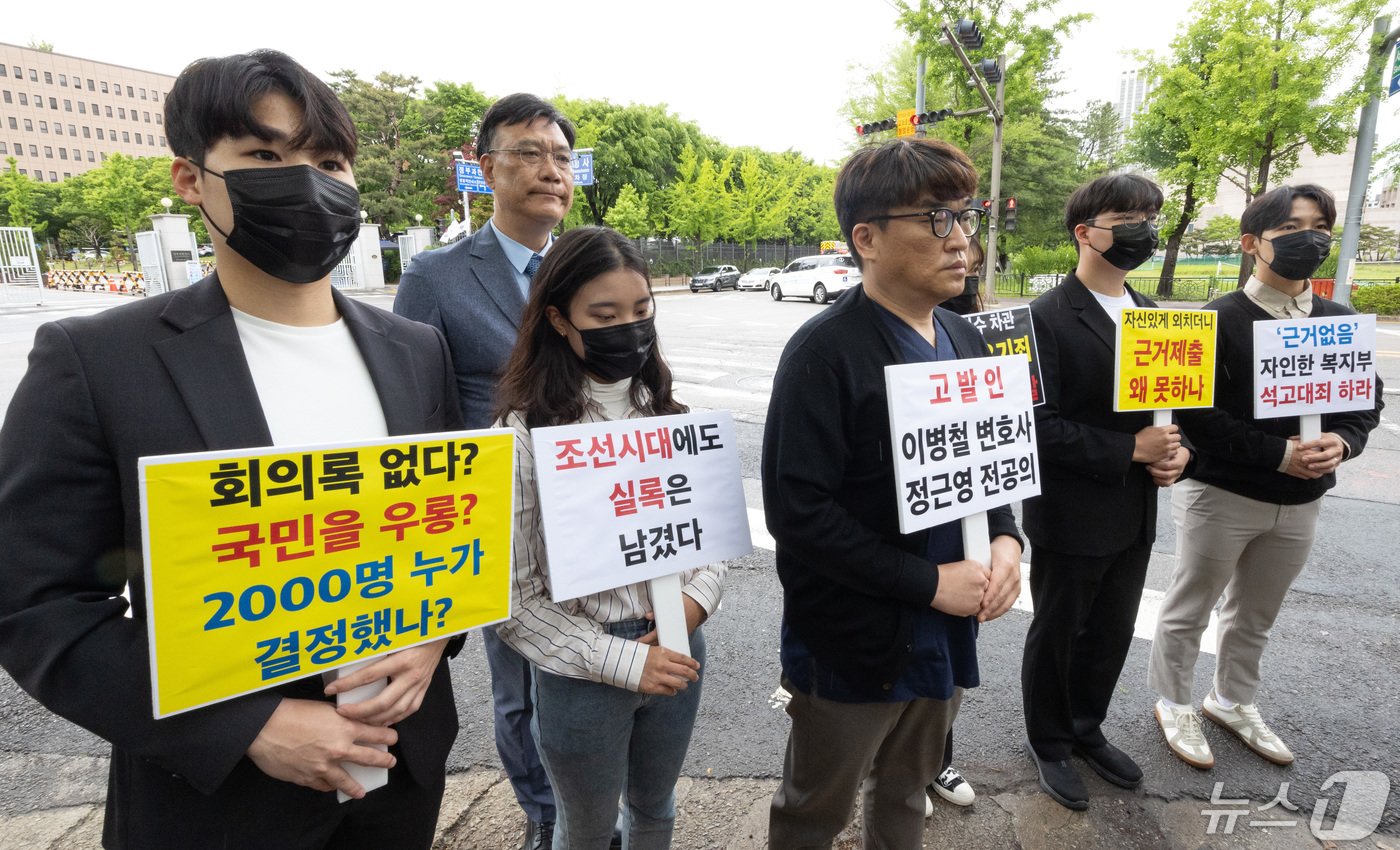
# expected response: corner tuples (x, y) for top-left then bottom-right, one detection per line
(0, 50), (462, 849)
(1020, 173), (1189, 810)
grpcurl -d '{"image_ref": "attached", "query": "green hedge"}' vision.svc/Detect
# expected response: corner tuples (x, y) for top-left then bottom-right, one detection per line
(1011, 244), (1078, 277)
(1351, 283), (1400, 316)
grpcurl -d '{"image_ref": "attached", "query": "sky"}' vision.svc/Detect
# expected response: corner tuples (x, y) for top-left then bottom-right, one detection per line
(6, 0), (1396, 166)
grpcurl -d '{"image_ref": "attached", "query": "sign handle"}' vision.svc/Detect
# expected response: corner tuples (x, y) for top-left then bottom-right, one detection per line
(330, 659), (389, 803)
(647, 572), (692, 656)
(1300, 413), (1322, 444)
(961, 510), (992, 571)
(1153, 409), (1173, 428)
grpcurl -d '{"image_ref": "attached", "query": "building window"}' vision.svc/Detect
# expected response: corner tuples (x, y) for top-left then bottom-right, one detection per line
(48, 172), (56, 182)
(140, 87), (146, 99)
(118, 107), (126, 119)
(122, 131), (130, 142)
(67, 124), (75, 135)
(158, 135), (165, 147)
(32, 171), (41, 182)
(90, 101), (97, 113)
(104, 105), (112, 117)
(5, 118), (14, 130)
(28, 144), (37, 156)
(44, 71), (52, 84)
(0, 143), (6, 154)
(59, 148), (67, 160)
(87, 79), (94, 91)
(153, 91), (160, 102)
(82, 126), (90, 138)
(14, 67), (23, 78)
(0, 65), (6, 77)
(18, 92), (26, 106)
(146, 134), (153, 145)
(58, 74), (66, 86)
(78, 102), (85, 114)
(96, 128), (104, 140)
(155, 114), (162, 125)
(100, 152), (106, 161)
(44, 146), (53, 158)
(33, 93), (42, 108)
(29, 69), (38, 81)
(100, 81), (108, 93)
(39, 121), (48, 133)
(126, 85), (133, 97)
(64, 99), (71, 111)
(23, 119), (32, 131)
(2, 91), (9, 104)
(49, 97), (56, 109)
(71, 148), (78, 159)
(86, 150), (94, 162)
(53, 124), (61, 135)
(143, 111), (150, 122)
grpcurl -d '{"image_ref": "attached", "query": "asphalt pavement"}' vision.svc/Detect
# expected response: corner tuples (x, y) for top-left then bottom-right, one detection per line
(0, 284), (1397, 849)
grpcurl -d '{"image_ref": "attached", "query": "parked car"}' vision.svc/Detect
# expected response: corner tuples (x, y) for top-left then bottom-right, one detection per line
(689, 264), (741, 292)
(769, 254), (862, 304)
(737, 266), (780, 291)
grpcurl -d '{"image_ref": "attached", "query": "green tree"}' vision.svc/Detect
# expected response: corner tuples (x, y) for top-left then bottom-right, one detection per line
(331, 71), (446, 232)
(1182, 215), (1242, 256)
(424, 81), (491, 150)
(603, 183), (651, 238)
(77, 153), (167, 248)
(663, 145), (733, 249)
(728, 151), (796, 253)
(1074, 101), (1120, 173)
(0, 158), (44, 233)
(1358, 223), (1397, 260)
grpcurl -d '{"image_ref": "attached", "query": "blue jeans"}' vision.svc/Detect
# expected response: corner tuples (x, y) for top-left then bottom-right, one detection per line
(483, 627), (555, 823)
(531, 620), (706, 850)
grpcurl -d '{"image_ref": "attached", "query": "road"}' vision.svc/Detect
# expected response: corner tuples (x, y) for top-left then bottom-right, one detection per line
(0, 285), (1396, 849)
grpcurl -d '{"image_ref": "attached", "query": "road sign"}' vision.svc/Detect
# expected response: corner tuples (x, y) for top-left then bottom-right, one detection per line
(572, 150), (595, 186)
(455, 160), (491, 194)
(897, 108), (916, 138)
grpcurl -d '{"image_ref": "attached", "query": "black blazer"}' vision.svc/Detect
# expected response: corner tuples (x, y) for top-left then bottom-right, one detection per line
(762, 285), (1022, 688)
(0, 276), (464, 845)
(1021, 273), (1161, 557)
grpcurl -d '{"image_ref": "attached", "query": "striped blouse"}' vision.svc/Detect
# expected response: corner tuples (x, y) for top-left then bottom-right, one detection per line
(494, 377), (726, 691)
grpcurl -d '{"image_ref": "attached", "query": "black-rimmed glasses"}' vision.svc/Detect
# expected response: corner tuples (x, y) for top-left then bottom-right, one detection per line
(866, 207), (984, 238)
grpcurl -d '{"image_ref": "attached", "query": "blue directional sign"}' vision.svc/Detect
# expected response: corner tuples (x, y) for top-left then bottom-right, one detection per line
(1391, 42), (1400, 97)
(572, 151), (595, 187)
(455, 160), (491, 194)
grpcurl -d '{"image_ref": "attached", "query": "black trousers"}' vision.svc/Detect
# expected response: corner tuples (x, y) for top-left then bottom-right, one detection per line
(1021, 540), (1152, 760)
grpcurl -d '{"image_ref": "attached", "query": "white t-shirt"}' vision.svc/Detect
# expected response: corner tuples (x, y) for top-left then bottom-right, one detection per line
(230, 307), (389, 445)
(1089, 288), (1137, 326)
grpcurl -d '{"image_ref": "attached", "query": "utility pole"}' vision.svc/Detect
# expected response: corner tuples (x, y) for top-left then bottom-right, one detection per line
(941, 21), (1006, 305)
(1335, 15), (1398, 306)
(915, 55), (927, 138)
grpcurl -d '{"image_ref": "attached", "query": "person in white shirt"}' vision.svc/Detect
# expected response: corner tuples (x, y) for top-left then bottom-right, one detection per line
(494, 226), (725, 850)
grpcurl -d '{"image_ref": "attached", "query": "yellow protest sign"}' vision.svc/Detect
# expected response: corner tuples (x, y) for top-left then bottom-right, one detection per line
(1113, 308), (1218, 411)
(139, 430), (514, 718)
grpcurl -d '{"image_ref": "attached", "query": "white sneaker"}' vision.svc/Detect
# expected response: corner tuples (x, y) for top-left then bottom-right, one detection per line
(926, 766), (975, 809)
(1202, 691), (1294, 765)
(1155, 700), (1214, 769)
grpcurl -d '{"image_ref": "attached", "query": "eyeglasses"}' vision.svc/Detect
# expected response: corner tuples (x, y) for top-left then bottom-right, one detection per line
(1086, 212), (1158, 227)
(487, 147), (574, 171)
(866, 207), (983, 238)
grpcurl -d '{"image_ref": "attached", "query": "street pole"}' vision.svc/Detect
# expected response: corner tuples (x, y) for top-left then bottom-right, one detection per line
(1335, 15), (1397, 306)
(984, 55), (1006, 306)
(462, 187), (472, 237)
(915, 55), (927, 138)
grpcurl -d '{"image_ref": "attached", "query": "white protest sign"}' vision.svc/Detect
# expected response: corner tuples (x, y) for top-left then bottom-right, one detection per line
(1252, 314), (1377, 420)
(531, 411), (752, 604)
(885, 354), (1040, 536)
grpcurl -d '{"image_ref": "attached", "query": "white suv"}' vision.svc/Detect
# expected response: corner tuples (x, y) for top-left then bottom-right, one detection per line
(770, 254), (862, 304)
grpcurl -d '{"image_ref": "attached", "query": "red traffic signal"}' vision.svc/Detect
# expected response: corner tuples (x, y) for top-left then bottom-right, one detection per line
(1004, 197), (1018, 232)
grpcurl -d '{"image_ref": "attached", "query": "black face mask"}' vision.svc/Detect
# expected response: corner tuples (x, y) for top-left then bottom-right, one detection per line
(576, 316), (656, 383)
(1092, 220), (1159, 271)
(963, 274), (980, 297)
(198, 163), (361, 284)
(1260, 229), (1333, 281)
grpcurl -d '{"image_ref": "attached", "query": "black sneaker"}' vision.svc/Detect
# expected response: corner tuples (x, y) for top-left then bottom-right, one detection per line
(1074, 741), (1143, 789)
(1024, 739), (1089, 810)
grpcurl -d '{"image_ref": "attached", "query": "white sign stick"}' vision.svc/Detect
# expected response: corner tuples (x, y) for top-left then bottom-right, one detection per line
(1153, 409), (1173, 428)
(647, 572), (692, 656)
(329, 659), (389, 803)
(961, 511), (992, 571)
(1300, 413), (1322, 444)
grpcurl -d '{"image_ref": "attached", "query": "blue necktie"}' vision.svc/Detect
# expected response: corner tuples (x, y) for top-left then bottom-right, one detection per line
(524, 253), (543, 280)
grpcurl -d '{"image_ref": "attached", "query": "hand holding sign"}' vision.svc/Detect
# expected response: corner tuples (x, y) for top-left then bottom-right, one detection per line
(246, 698), (398, 799)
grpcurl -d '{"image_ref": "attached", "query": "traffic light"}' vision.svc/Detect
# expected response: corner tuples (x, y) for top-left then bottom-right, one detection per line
(1004, 197), (1017, 232)
(956, 19), (985, 50)
(855, 117), (899, 136)
(979, 198), (993, 213)
(912, 109), (955, 127)
(979, 58), (1003, 84)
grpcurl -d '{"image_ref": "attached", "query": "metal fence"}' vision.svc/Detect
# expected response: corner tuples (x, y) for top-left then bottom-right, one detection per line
(993, 274), (1244, 302)
(636, 240), (823, 275)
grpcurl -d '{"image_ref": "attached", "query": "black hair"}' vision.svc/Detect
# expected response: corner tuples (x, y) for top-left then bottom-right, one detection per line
(1240, 184), (1338, 236)
(835, 138), (979, 271)
(164, 49), (357, 164)
(494, 227), (685, 429)
(1063, 173), (1164, 244)
(476, 93), (576, 157)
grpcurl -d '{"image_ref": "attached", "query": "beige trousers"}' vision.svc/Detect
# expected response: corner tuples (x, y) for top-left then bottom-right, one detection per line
(1149, 478), (1322, 706)
(768, 680), (960, 850)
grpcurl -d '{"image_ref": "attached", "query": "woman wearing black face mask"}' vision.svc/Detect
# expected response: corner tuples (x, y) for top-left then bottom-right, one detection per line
(493, 227), (725, 850)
